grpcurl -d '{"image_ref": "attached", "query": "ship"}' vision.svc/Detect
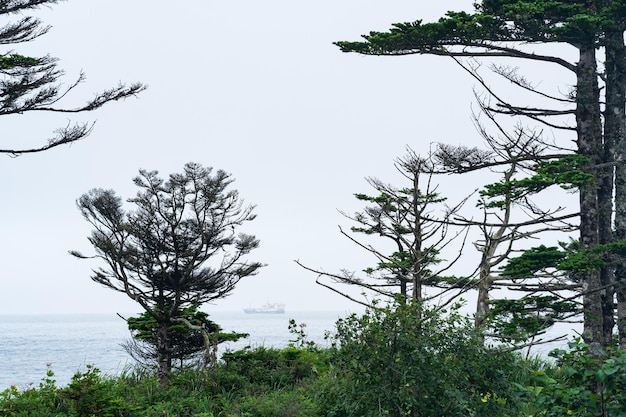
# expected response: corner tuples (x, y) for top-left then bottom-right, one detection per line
(243, 302), (285, 314)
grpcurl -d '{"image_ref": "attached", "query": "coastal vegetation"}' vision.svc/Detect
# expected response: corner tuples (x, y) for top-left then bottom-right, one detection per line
(3, 301), (626, 416)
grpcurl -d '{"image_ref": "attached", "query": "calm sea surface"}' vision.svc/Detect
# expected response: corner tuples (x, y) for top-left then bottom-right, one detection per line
(0, 310), (349, 389)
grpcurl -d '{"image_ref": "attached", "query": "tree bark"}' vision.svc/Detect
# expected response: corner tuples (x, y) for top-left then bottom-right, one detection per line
(156, 320), (172, 385)
(475, 251), (494, 336)
(411, 173), (424, 302)
(605, 26), (626, 348)
(576, 42), (605, 350)
(474, 166), (514, 333)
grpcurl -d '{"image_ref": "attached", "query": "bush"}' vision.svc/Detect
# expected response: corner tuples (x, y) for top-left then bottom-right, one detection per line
(4, 310), (557, 417)
(0, 349), (323, 417)
(315, 301), (526, 417)
(527, 340), (626, 417)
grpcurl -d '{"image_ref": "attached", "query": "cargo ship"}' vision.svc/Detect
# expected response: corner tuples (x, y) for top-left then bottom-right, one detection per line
(243, 302), (285, 314)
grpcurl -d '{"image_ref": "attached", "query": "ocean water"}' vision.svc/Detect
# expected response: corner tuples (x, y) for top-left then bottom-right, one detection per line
(0, 310), (349, 390)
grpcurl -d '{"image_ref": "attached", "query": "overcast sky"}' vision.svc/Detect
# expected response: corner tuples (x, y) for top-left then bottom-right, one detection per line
(0, 1), (579, 315)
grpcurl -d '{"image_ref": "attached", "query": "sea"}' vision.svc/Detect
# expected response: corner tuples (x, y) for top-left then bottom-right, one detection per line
(0, 310), (351, 390)
(0, 310), (576, 391)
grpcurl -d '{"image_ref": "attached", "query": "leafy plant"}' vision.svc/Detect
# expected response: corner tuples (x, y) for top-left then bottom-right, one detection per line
(287, 319), (317, 350)
(526, 340), (626, 417)
(221, 345), (319, 390)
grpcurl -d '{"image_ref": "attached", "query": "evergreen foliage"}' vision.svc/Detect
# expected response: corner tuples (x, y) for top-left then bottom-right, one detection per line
(480, 155), (592, 209)
(352, 188), (445, 290)
(297, 149), (470, 307)
(499, 245), (567, 279)
(488, 296), (578, 342)
(125, 306), (247, 371)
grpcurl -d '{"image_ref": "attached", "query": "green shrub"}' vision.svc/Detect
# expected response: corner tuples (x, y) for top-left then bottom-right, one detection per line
(315, 301), (526, 417)
(2, 313), (556, 417)
(526, 340), (626, 417)
(58, 365), (135, 417)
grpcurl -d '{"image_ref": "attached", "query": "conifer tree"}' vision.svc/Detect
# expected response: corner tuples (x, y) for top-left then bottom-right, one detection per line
(72, 162), (263, 384)
(335, 0), (626, 349)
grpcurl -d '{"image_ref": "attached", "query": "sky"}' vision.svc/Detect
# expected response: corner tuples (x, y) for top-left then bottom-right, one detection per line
(0, 1), (579, 315)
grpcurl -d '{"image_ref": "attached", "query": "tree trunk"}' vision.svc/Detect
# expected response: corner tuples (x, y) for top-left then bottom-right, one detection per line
(156, 320), (172, 385)
(475, 259), (493, 331)
(399, 275), (408, 302)
(411, 173), (423, 302)
(474, 232), (501, 332)
(474, 168), (513, 340)
(606, 26), (626, 348)
(599, 58), (616, 349)
(576, 42), (605, 350)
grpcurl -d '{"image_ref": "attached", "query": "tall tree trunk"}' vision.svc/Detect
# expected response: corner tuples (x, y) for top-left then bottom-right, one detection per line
(606, 26), (626, 348)
(399, 273), (408, 301)
(576, 42), (605, 350)
(411, 173), (423, 302)
(599, 54), (616, 349)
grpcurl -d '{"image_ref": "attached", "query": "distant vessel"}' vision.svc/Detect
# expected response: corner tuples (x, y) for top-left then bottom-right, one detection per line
(243, 302), (285, 314)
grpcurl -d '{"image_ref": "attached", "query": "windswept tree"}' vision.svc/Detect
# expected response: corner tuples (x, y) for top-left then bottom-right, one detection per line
(72, 162), (263, 384)
(1, 0), (145, 156)
(302, 141), (580, 350)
